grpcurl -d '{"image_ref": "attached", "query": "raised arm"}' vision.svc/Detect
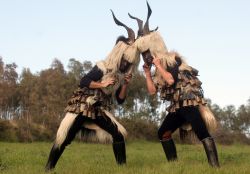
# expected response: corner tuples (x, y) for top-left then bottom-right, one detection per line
(153, 57), (175, 86)
(115, 73), (132, 104)
(143, 64), (157, 95)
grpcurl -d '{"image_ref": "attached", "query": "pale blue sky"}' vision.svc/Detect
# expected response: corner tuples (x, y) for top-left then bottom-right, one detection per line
(0, 0), (250, 107)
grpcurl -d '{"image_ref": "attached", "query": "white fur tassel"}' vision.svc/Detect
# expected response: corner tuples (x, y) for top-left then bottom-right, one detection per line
(199, 105), (218, 131)
(82, 123), (113, 143)
(103, 110), (127, 138)
(55, 112), (78, 147)
(81, 110), (127, 144)
(55, 111), (127, 145)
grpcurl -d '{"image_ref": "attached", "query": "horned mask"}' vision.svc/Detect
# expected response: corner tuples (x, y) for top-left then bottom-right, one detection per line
(96, 10), (140, 95)
(96, 11), (140, 76)
(128, 2), (177, 68)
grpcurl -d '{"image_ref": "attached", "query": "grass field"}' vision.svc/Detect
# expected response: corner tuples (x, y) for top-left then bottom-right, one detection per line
(0, 141), (250, 174)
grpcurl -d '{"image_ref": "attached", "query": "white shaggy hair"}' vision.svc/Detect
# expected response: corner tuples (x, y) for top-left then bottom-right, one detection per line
(96, 41), (129, 74)
(96, 41), (140, 75)
(199, 105), (218, 132)
(96, 41), (140, 95)
(135, 31), (218, 132)
(134, 31), (195, 88)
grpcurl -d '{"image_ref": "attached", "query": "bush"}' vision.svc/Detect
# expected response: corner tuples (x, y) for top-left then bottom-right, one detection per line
(0, 120), (18, 142)
(15, 119), (53, 142)
(0, 119), (53, 142)
(213, 126), (250, 145)
(119, 118), (158, 141)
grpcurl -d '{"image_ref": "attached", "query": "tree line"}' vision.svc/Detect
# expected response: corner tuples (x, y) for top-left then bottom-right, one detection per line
(0, 57), (249, 144)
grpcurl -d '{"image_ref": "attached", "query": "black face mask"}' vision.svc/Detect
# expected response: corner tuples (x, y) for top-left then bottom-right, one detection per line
(119, 57), (132, 73)
(141, 49), (153, 66)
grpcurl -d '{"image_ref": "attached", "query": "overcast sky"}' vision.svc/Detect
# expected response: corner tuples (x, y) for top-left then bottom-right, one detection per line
(0, 0), (250, 107)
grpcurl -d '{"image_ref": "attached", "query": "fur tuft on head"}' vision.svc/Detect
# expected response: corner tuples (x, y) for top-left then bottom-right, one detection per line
(135, 32), (177, 67)
(116, 35), (129, 45)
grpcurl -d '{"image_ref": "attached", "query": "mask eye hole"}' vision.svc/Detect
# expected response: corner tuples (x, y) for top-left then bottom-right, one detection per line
(119, 57), (132, 73)
(142, 50), (153, 66)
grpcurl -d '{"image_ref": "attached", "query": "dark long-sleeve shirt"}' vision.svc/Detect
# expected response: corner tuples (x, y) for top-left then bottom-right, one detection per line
(80, 65), (125, 104)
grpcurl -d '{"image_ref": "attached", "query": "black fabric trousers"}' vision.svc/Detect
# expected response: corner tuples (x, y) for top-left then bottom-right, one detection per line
(158, 106), (211, 141)
(45, 113), (124, 171)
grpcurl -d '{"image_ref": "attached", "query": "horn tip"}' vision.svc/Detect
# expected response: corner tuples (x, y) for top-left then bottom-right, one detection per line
(146, 1), (152, 12)
(128, 13), (133, 18)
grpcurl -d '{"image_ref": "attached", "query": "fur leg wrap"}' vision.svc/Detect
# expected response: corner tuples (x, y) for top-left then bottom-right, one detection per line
(201, 137), (220, 168)
(45, 144), (65, 172)
(161, 138), (177, 161)
(112, 141), (126, 165)
(46, 112), (85, 171)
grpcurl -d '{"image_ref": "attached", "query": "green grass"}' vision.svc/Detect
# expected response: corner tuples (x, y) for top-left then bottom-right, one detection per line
(0, 141), (250, 174)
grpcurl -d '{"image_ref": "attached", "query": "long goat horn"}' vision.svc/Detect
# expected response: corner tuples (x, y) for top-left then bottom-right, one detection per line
(143, 1), (158, 35)
(143, 1), (152, 35)
(111, 10), (135, 42)
(128, 13), (143, 37)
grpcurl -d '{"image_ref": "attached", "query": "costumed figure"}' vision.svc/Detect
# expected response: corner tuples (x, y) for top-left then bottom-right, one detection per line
(131, 2), (220, 167)
(45, 11), (140, 171)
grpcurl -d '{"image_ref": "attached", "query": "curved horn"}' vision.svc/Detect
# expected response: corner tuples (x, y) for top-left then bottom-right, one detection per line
(111, 10), (135, 42)
(143, 2), (158, 35)
(143, 1), (152, 35)
(128, 13), (143, 37)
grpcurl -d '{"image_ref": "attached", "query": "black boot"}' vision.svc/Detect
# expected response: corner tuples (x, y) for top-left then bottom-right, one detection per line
(161, 138), (177, 161)
(201, 137), (220, 168)
(112, 141), (126, 165)
(45, 144), (65, 172)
